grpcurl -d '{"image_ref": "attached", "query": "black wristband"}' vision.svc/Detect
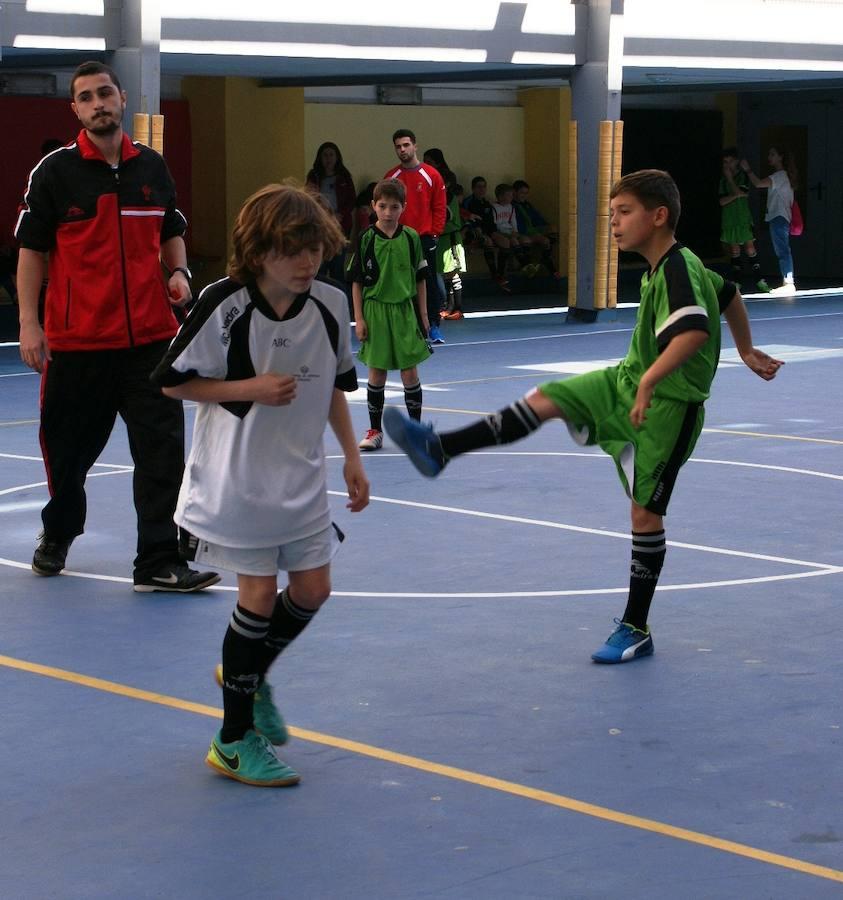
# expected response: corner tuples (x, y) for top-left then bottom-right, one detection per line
(172, 266), (192, 281)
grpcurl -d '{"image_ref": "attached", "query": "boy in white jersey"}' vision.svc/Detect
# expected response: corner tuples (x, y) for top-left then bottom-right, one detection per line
(152, 184), (369, 786)
(385, 170), (782, 665)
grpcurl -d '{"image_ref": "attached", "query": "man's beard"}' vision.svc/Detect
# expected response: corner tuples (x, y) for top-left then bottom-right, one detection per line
(87, 112), (121, 135)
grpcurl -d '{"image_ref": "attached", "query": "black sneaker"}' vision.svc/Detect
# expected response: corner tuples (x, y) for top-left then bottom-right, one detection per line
(133, 564), (220, 593)
(32, 534), (73, 576)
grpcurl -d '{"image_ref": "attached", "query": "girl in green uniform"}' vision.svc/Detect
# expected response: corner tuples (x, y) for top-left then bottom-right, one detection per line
(719, 147), (769, 292)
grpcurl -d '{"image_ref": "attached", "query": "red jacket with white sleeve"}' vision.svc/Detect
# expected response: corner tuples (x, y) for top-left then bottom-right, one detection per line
(383, 162), (447, 238)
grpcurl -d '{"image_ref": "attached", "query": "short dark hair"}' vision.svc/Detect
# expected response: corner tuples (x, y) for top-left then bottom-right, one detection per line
(721, 147), (739, 160)
(373, 178), (406, 205)
(229, 183), (345, 283)
(610, 169), (681, 231)
(471, 176), (486, 189)
(495, 183), (513, 200)
(70, 61), (121, 99)
(392, 128), (416, 144)
(513, 179), (529, 191)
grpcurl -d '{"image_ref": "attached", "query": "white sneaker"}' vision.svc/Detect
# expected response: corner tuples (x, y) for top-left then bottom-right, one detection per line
(359, 429), (384, 451)
(771, 282), (796, 296)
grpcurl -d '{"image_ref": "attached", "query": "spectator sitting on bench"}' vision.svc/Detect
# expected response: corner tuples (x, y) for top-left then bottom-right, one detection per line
(513, 179), (560, 280)
(492, 183), (531, 275)
(461, 176), (514, 293)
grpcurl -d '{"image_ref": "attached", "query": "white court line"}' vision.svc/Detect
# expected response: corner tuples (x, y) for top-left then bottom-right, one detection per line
(344, 492), (835, 570)
(0, 452), (133, 469)
(0, 559), (839, 599)
(690, 458), (843, 482)
(0, 468), (131, 498)
(2, 452), (840, 598)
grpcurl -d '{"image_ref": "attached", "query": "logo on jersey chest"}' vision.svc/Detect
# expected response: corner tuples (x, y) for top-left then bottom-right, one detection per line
(220, 305), (241, 345)
(273, 337), (291, 348)
(295, 364), (320, 383)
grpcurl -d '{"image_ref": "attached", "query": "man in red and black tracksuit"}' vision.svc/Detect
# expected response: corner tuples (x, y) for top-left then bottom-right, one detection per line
(385, 128), (447, 344)
(15, 60), (218, 593)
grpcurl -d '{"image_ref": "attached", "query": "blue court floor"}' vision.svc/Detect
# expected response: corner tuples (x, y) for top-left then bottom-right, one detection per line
(1, 290), (841, 899)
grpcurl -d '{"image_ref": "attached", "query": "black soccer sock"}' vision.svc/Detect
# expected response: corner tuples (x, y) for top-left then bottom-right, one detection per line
(747, 253), (763, 278)
(255, 586), (318, 679)
(483, 248), (497, 276)
(621, 530), (666, 631)
(404, 381), (423, 421)
(367, 382), (385, 431)
(540, 249), (556, 273)
(496, 249), (510, 277)
(440, 398), (541, 458)
(730, 253), (743, 279)
(514, 246), (530, 267)
(450, 273), (463, 310)
(220, 604), (270, 743)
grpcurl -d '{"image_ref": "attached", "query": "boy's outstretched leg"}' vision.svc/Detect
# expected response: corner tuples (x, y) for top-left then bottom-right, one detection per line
(383, 390), (558, 477)
(592, 506), (664, 664)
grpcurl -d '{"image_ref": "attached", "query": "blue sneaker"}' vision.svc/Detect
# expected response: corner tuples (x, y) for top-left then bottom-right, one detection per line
(383, 407), (447, 478)
(428, 324), (445, 344)
(591, 619), (654, 664)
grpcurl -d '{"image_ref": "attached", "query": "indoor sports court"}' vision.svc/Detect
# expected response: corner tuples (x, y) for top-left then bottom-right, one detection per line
(1, 290), (841, 898)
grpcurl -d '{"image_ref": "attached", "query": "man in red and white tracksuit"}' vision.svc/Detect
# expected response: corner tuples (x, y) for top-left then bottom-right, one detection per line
(15, 60), (218, 593)
(384, 128), (447, 343)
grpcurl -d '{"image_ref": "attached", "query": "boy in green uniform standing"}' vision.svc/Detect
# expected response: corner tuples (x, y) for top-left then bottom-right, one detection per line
(385, 170), (783, 662)
(352, 179), (431, 451)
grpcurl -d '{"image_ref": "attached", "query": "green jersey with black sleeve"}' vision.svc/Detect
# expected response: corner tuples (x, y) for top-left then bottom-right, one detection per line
(350, 224), (426, 303)
(619, 243), (721, 403)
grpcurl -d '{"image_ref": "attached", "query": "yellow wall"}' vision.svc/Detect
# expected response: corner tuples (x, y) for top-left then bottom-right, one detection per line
(185, 81), (574, 287)
(519, 86), (571, 271)
(182, 76), (227, 268)
(304, 103), (525, 197)
(184, 77), (305, 281)
(715, 92), (738, 147)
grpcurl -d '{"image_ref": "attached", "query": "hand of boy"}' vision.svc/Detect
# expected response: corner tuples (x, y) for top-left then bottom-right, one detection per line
(355, 319), (368, 342)
(630, 382), (654, 428)
(343, 458), (370, 512)
(251, 372), (297, 406)
(740, 348), (785, 381)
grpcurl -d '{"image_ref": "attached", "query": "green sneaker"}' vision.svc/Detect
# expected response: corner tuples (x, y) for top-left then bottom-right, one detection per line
(215, 664), (289, 745)
(206, 729), (299, 787)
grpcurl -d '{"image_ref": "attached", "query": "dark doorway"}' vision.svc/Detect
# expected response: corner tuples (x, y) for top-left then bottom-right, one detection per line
(620, 108), (724, 261)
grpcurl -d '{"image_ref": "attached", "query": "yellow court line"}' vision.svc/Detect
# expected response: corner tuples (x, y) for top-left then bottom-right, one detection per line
(1, 653), (841, 885)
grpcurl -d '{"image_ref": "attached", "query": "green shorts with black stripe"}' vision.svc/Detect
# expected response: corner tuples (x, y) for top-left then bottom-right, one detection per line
(538, 365), (705, 514)
(357, 297), (432, 371)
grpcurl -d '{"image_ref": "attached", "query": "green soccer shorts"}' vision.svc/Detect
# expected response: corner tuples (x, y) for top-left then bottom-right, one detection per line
(538, 365), (704, 514)
(357, 297), (431, 371)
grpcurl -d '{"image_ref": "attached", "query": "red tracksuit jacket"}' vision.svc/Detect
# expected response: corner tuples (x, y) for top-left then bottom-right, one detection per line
(15, 129), (186, 351)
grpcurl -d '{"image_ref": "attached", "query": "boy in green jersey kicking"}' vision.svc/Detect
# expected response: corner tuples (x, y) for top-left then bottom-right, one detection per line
(384, 170), (783, 663)
(352, 178), (431, 451)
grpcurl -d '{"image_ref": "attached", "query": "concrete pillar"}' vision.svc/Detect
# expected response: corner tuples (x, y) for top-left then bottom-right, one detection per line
(106, 0), (161, 126)
(569, 0), (624, 320)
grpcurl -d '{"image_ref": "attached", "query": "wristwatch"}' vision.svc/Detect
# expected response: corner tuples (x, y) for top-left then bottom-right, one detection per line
(172, 265), (192, 281)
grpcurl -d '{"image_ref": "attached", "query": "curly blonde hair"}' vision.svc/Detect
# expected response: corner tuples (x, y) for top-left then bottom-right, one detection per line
(228, 183), (346, 283)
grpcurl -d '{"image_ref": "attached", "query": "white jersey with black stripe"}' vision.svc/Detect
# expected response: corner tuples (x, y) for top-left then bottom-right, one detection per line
(155, 277), (357, 548)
